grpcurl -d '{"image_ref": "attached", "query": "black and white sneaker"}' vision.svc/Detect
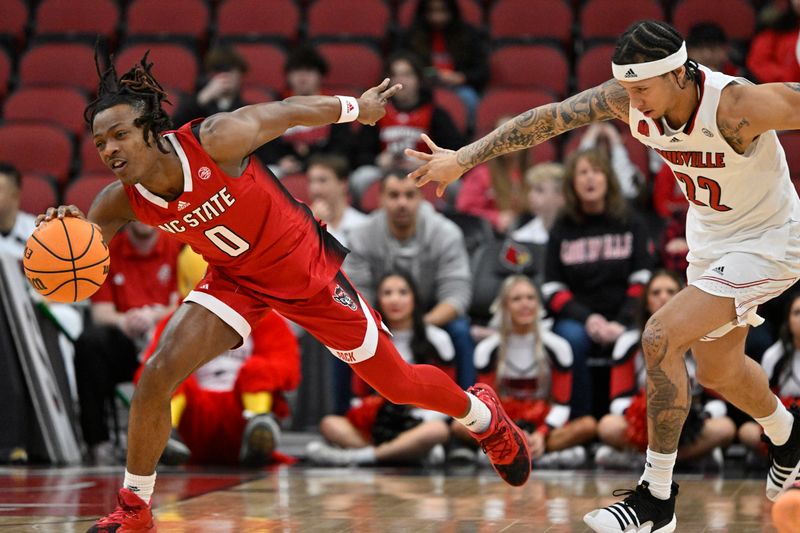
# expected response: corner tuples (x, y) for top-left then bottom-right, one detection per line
(583, 481), (678, 532)
(764, 405), (800, 501)
(239, 413), (281, 467)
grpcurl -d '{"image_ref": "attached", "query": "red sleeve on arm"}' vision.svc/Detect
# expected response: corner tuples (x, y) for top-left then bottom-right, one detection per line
(610, 356), (637, 400)
(550, 367), (572, 406)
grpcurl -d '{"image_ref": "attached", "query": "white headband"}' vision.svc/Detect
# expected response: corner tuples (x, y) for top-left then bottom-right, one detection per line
(612, 41), (687, 81)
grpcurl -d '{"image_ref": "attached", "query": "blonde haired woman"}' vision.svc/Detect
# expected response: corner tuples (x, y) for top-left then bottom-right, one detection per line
(452, 275), (597, 466)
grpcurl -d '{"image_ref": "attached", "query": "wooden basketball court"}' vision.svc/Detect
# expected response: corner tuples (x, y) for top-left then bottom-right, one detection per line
(0, 464), (783, 532)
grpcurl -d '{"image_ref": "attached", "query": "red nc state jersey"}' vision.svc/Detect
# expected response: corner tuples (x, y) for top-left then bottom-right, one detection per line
(124, 120), (348, 299)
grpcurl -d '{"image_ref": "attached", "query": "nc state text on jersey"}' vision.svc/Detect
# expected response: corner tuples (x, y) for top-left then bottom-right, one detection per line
(158, 187), (236, 233)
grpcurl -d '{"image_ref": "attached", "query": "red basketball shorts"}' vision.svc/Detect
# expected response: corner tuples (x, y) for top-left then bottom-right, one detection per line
(184, 268), (388, 363)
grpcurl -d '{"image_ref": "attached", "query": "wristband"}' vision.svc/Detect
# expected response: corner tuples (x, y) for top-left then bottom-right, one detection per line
(335, 95), (359, 123)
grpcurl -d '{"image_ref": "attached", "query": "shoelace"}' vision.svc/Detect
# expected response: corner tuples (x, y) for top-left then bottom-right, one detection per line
(610, 482), (659, 519)
(96, 496), (140, 525)
(480, 419), (514, 461)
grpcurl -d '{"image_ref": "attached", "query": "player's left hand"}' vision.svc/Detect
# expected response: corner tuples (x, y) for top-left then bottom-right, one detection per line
(357, 78), (403, 126)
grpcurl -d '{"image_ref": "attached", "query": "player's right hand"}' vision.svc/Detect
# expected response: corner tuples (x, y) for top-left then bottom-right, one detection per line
(405, 134), (466, 197)
(357, 78), (403, 126)
(36, 205), (86, 226)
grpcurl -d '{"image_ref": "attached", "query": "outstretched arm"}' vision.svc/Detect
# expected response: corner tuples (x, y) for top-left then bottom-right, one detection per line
(717, 82), (800, 153)
(407, 79), (630, 196)
(200, 79), (401, 168)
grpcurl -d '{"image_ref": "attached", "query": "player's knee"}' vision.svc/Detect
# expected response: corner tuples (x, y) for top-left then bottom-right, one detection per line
(641, 317), (685, 366)
(138, 349), (184, 397)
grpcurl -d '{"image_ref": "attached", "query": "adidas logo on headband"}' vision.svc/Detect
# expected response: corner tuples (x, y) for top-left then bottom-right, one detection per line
(612, 41), (688, 82)
(624, 69), (637, 78)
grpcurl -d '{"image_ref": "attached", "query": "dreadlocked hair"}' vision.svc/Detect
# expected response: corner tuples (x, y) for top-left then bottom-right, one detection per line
(84, 49), (173, 153)
(613, 20), (701, 84)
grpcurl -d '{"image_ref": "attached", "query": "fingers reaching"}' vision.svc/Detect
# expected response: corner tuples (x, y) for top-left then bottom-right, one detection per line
(420, 133), (439, 152)
(404, 148), (433, 161)
(381, 83), (402, 101)
(436, 183), (447, 198)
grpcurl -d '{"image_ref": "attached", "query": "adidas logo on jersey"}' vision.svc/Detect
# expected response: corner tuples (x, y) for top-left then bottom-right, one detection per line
(712, 266), (725, 275)
(198, 284), (209, 290)
(670, 137), (681, 142)
(624, 68), (637, 78)
(177, 200), (191, 211)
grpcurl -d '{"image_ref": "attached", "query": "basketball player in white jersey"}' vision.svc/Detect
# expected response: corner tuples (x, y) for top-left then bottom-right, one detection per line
(407, 19), (800, 533)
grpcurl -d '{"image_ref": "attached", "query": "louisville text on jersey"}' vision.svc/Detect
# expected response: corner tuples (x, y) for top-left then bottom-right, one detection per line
(653, 149), (726, 169)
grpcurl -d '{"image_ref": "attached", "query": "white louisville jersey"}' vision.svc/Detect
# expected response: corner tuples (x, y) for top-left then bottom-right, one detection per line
(629, 66), (800, 263)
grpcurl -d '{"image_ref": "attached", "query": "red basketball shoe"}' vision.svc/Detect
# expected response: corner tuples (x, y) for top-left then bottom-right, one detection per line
(86, 488), (155, 532)
(467, 383), (531, 487)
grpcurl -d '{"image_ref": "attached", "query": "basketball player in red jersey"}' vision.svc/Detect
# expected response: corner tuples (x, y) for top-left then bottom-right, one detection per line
(37, 54), (531, 532)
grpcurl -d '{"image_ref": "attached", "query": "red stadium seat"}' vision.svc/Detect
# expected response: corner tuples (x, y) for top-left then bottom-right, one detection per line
(19, 43), (97, 92)
(0, 0), (28, 47)
(19, 174), (59, 217)
(280, 173), (310, 205)
(64, 174), (116, 214)
(780, 133), (800, 180)
(433, 88), (467, 137)
(126, 0), (209, 43)
(0, 47), (11, 99)
(308, 0), (390, 42)
(0, 123), (74, 185)
(35, 0), (119, 43)
(397, 0), (483, 28)
(490, 0), (572, 46)
(489, 45), (568, 96)
(580, 0), (664, 42)
(476, 88), (553, 136)
(233, 43), (286, 95)
(115, 43), (198, 94)
(4, 87), (89, 138)
(672, 0), (755, 42)
(217, 0), (300, 43)
(318, 43), (382, 90)
(240, 86), (276, 105)
(576, 44), (615, 91)
(81, 135), (108, 174)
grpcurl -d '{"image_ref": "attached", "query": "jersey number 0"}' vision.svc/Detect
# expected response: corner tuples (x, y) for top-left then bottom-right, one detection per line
(204, 225), (251, 257)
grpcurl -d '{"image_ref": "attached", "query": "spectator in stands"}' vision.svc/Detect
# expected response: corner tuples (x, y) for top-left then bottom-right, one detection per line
(542, 148), (653, 419)
(256, 44), (354, 176)
(578, 123), (641, 200)
(739, 292), (800, 458)
(171, 45), (248, 128)
(686, 22), (739, 76)
(0, 163), (35, 259)
(747, 0), (800, 83)
(345, 170), (475, 389)
(352, 52), (464, 195)
(399, 0), (489, 125)
(307, 154), (366, 248)
(456, 116), (530, 234)
(74, 221), (182, 464)
(137, 248), (300, 466)
(451, 275), (597, 468)
(306, 271), (453, 466)
(512, 162), (565, 246)
(0, 163), (83, 465)
(595, 271), (736, 468)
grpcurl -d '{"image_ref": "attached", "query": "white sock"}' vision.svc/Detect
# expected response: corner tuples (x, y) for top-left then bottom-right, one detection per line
(456, 392), (492, 434)
(351, 446), (377, 465)
(123, 470), (157, 504)
(639, 448), (677, 500)
(755, 397), (794, 446)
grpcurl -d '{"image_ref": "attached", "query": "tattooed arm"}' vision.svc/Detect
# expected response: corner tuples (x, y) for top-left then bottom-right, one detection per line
(718, 82), (800, 154)
(406, 79), (630, 196)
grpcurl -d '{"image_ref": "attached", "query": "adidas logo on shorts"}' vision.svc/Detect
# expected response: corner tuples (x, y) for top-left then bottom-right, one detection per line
(712, 266), (725, 275)
(670, 137), (681, 142)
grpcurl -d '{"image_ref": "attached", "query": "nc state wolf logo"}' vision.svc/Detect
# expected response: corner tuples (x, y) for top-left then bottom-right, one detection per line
(333, 285), (358, 311)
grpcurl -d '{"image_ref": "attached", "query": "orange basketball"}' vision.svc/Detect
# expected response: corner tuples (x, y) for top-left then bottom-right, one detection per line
(773, 486), (800, 533)
(23, 217), (110, 303)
